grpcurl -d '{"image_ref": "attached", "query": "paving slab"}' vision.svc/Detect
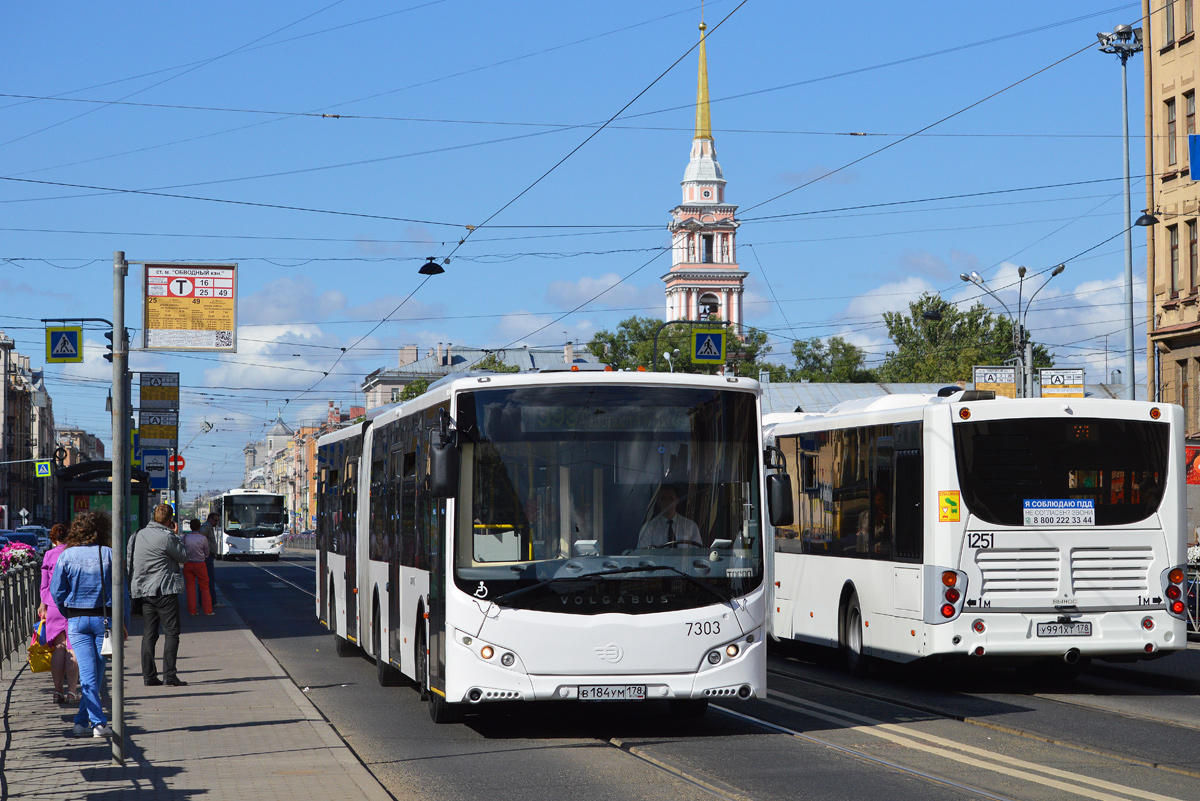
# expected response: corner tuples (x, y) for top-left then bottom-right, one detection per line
(1, 596), (392, 800)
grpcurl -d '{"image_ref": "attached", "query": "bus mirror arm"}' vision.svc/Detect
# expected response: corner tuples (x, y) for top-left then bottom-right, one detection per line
(763, 445), (787, 472)
(767, 473), (794, 528)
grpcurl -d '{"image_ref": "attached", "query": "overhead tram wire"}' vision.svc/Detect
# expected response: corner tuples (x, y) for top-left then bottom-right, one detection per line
(440, 0), (751, 266)
(0, 0), (351, 150)
(4, 2), (709, 180)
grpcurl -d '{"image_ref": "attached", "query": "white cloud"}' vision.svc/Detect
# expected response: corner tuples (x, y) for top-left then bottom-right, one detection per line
(844, 276), (937, 319)
(544, 273), (658, 311)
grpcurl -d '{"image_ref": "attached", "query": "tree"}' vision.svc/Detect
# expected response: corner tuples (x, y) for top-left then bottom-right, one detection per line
(398, 378), (431, 401)
(473, 353), (519, 373)
(790, 336), (877, 383)
(588, 316), (769, 373)
(877, 293), (1053, 383)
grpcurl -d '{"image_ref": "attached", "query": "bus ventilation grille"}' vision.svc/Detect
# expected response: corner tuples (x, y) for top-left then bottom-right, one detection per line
(1070, 546), (1153, 593)
(703, 687), (740, 697)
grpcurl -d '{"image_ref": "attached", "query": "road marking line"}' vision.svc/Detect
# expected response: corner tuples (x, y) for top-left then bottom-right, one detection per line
(231, 583), (250, 589)
(767, 692), (1185, 801)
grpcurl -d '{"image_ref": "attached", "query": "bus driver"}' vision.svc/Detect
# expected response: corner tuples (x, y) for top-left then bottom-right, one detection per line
(637, 484), (702, 549)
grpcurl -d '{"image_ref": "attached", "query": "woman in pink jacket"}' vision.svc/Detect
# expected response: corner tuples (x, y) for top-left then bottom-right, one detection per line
(38, 523), (80, 703)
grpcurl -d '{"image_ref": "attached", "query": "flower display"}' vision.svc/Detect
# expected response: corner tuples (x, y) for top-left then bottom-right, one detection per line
(1189, 543), (1200, 567)
(0, 542), (37, 573)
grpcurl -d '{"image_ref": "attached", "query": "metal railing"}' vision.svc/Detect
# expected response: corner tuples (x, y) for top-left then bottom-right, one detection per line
(1, 563), (41, 674)
(283, 531), (316, 555)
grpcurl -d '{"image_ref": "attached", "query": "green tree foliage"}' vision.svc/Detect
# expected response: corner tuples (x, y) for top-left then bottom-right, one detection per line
(790, 336), (877, 382)
(473, 353), (519, 373)
(877, 293), (1053, 383)
(398, 378), (431, 401)
(588, 316), (769, 373)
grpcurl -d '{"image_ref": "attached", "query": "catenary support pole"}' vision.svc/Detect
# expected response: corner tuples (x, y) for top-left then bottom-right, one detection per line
(1121, 53), (1136, 400)
(111, 251), (127, 765)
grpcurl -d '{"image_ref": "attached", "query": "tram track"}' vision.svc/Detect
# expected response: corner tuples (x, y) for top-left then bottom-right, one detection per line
(765, 664), (1200, 780)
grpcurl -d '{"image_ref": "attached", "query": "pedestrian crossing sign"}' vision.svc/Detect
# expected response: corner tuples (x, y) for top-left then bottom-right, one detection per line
(35, 460), (51, 478)
(691, 329), (727, 364)
(45, 326), (83, 363)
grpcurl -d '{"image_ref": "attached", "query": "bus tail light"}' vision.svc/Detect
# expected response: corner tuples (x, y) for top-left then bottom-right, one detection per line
(1162, 565), (1189, 619)
(1141, 617), (1155, 631)
(974, 646), (985, 656)
(927, 568), (968, 624)
(972, 620), (985, 633)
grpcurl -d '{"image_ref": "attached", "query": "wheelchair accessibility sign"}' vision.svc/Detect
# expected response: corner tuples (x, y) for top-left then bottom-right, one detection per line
(691, 329), (727, 364)
(45, 327), (83, 363)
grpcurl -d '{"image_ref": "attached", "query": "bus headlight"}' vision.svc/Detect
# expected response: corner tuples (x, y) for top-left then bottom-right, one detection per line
(707, 650), (722, 665)
(480, 646), (494, 660)
(500, 652), (515, 667)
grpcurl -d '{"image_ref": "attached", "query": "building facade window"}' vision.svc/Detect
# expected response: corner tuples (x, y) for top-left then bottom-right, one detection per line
(1187, 0), (1195, 35)
(1168, 0), (1177, 43)
(1168, 99), (1178, 166)
(1191, 220), (1198, 288)
(1170, 225), (1181, 293)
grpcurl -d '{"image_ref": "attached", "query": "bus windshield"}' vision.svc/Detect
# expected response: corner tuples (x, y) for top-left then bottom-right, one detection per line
(953, 417), (1169, 527)
(224, 497), (286, 537)
(452, 385), (763, 614)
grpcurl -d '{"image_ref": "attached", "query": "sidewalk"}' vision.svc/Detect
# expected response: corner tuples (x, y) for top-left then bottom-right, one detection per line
(2, 597), (392, 801)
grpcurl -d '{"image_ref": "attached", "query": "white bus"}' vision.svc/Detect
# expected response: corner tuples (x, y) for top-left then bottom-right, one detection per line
(766, 390), (1188, 675)
(316, 368), (792, 722)
(212, 488), (288, 560)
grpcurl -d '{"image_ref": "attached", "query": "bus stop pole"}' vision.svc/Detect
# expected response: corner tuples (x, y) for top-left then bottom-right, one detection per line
(110, 251), (128, 766)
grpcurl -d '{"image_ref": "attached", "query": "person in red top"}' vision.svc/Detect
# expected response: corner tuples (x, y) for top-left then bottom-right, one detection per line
(38, 523), (79, 703)
(182, 519), (213, 616)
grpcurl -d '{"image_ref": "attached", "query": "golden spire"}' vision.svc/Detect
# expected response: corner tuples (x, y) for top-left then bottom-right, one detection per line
(694, 19), (712, 140)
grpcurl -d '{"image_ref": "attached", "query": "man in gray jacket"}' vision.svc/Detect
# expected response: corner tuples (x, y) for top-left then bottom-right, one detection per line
(129, 504), (188, 686)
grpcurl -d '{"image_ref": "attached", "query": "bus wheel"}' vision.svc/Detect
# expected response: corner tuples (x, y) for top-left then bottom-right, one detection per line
(843, 592), (869, 677)
(374, 601), (402, 687)
(668, 698), (709, 718)
(415, 626), (429, 701)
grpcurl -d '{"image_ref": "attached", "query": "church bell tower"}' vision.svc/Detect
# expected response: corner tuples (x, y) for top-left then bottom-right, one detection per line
(663, 18), (746, 334)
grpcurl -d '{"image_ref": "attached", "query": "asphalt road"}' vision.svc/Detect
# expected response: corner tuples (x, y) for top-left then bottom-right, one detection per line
(217, 554), (1200, 801)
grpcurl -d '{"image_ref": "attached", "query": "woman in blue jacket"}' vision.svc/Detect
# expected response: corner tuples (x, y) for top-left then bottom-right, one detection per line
(51, 510), (130, 738)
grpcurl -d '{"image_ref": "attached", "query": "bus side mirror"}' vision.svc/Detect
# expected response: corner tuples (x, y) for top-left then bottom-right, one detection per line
(767, 473), (794, 527)
(429, 438), (459, 499)
(282, 511), (289, 526)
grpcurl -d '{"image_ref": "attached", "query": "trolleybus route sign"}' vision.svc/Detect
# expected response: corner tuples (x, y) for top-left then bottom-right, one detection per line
(972, 365), (1017, 399)
(139, 410), (178, 446)
(139, 371), (180, 410)
(142, 263), (237, 352)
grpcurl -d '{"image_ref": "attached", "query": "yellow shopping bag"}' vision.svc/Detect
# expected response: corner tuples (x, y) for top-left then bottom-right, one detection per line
(28, 621), (53, 673)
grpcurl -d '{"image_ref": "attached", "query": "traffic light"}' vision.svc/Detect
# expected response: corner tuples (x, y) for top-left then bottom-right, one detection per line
(180, 477), (187, 492)
(103, 330), (114, 362)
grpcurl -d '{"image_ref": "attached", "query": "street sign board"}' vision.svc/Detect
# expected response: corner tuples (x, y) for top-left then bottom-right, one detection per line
(139, 411), (178, 447)
(973, 366), (1017, 399)
(168, 454), (185, 472)
(1192, 134), (1200, 181)
(139, 371), (180, 410)
(1039, 367), (1085, 398)
(691, 329), (727, 364)
(142, 263), (237, 352)
(34, 460), (51, 478)
(143, 448), (169, 491)
(45, 326), (83, 363)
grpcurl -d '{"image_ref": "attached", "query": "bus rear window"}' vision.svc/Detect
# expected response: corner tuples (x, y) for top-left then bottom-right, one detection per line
(952, 417), (1169, 527)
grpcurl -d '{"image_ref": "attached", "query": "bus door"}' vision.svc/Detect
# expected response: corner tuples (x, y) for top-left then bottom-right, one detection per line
(424, 405), (451, 693)
(344, 456), (359, 639)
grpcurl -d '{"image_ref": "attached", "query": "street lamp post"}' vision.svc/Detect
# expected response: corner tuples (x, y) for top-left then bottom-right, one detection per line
(961, 264), (1065, 397)
(1098, 24), (1144, 400)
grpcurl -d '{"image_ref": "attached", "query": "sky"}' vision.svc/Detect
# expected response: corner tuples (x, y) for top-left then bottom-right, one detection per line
(2, 0), (1155, 499)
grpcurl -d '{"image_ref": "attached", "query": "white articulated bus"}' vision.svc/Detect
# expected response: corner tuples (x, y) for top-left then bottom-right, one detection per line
(765, 390), (1188, 674)
(212, 489), (287, 560)
(316, 368), (792, 722)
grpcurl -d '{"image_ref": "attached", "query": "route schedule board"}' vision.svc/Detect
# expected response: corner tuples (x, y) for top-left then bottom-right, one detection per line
(143, 263), (237, 351)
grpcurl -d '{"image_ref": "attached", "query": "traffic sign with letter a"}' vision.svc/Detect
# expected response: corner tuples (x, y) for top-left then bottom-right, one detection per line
(691, 329), (727, 364)
(45, 327), (83, 363)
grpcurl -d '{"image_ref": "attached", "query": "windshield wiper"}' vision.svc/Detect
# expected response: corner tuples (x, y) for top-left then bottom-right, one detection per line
(489, 564), (732, 606)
